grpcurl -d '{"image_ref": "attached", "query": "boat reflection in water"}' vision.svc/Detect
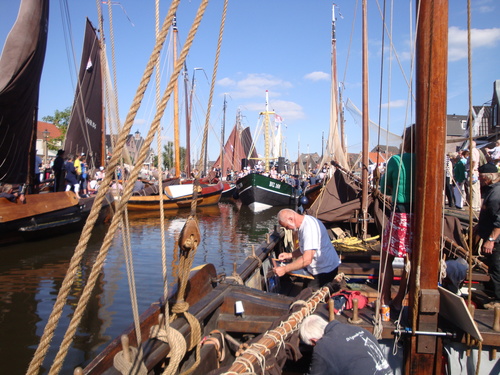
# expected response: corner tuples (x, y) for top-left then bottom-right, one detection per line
(0, 201), (280, 374)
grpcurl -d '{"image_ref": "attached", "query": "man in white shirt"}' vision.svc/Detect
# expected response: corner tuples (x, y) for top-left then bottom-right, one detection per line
(274, 209), (340, 290)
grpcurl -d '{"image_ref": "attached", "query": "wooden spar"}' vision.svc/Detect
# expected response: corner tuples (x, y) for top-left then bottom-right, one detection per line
(220, 94), (227, 175)
(331, 4), (339, 157)
(224, 286), (330, 374)
(339, 87), (346, 158)
(173, 17), (181, 178)
(407, 0), (448, 373)
(332, 4), (347, 158)
(360, 0), (369, 238)
(183, 63), (191, 176)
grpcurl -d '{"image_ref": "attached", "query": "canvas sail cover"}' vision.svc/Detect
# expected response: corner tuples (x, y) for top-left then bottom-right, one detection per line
(64, 18), (103, 170)
(213, 123), (258, 172)
(307, 168), (372, 222)
(0, 0), (49, 184)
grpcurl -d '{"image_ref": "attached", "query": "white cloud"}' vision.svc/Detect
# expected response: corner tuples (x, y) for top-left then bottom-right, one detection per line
(381, 99), (406, 109)
(243, 99), (305, 122)
(304, 71), (330, 81)
(217, 77), (235, 87)
(448, 26), (500, 62)
(217, 73), (293, 99)
(272, 100), (305, 121)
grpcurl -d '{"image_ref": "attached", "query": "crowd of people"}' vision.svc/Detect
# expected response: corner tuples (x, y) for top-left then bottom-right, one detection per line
(214, 161), (333, 195)
(51, 150), (105, 197)
(443, 140), (500, 211)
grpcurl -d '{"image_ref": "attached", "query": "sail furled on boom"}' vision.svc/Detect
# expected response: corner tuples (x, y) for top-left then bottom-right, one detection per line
(0, 0), (49, 184)
(64, 18), (103, 170)
(322, 83), (348, 169)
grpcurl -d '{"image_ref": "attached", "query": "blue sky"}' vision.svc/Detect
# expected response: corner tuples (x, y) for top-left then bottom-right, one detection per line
(2, 0), (499, 162)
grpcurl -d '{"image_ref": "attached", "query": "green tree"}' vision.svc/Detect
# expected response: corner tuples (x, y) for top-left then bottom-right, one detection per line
(42, 106), (72, 151)
(162, 141), (186, 174)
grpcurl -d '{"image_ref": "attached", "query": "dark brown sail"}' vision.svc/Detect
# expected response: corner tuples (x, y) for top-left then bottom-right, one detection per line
(0, 0), (49, 184)
(64, 18), (103, 170)
(213, 117), (259, 172)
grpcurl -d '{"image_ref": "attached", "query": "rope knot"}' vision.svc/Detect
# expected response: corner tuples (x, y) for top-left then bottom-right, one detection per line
(172, 300), (190, 314)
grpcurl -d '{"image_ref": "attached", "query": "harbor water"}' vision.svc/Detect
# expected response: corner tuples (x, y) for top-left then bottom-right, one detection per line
(0, 201), (282, 374)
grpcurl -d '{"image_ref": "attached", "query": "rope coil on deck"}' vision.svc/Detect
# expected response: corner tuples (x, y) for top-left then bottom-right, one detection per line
(113, 346), (148, 375)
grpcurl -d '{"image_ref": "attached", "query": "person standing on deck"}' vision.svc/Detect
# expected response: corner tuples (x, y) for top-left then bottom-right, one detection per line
(453, 152), (467, 209)
(53, 149), (66, 192)
(444, 153), (455, 208)
(470, 141), (481, 211)
(274, 209), (340, 290)
(64, 155), (80, 195)
(379, 125), (415, 313)
(477, 163), (500, 309)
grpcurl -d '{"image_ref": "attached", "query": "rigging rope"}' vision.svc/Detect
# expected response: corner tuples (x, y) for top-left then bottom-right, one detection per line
(196, 0), (229, 174)
(26, 1), (193, 373)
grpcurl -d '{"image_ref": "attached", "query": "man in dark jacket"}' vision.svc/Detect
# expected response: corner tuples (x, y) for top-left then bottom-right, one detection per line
(53, 149), (66, 192)
(299, 315), (393, 375)
(477, 163), (500, 308)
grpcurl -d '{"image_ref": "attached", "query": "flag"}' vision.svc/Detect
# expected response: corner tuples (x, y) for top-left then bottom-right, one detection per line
(86, 57), (93, 72)
(473, 106), (485, 137)
(275, 114), (283, 123)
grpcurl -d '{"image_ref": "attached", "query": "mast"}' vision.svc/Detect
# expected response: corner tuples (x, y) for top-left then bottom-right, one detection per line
(322, 4), (348, 170)
(220, 93), (227, 176)
(331, 4), (344, 156)
(183, 63), (191, 176)
(360, 0), (369, 238)
(407, 0), (448, 373)
(339, 86), (346, 157)
(173, 16), (181, 177)
(260, 90), (274, 172)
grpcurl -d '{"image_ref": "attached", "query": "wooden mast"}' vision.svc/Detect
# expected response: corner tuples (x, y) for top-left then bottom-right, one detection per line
(183, 63), (191, 176)
(220, 93), (227, 176)
(407, 0), (448, 373)
(360, 0), (369, 238)
(173, 16), (181, 178)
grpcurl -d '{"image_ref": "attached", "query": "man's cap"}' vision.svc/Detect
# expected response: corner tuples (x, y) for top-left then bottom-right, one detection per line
(80, 152), (86, 156)
(99, 166), (104, 170)
(478, 163), (498, 173)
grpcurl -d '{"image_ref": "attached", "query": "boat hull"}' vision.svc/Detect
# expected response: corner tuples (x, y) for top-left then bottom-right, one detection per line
(0, 191), (111, 246)
(236, 173), (297, 212)
(127, 181), (224, 211)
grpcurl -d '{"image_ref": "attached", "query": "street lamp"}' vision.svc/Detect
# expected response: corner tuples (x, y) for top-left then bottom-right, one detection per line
(42, 129), (50, 165)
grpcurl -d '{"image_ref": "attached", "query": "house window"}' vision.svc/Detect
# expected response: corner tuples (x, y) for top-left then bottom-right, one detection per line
(461, 120), (467, 130)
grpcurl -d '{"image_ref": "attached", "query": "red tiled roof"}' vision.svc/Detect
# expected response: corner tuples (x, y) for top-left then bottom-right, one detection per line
(368, 152), (391, 164)
(36, 121), (62, 139)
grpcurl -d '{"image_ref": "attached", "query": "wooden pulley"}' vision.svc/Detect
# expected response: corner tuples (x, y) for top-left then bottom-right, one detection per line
(178, 215), (201, 251)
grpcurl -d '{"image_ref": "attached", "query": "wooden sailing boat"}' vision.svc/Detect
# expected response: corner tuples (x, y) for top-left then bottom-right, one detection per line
(63, 19), (105, 171)
(235, 91), (298, 212)
(212, 107), (259, 197)
(0, 0), (99, 246)
(127, 16), (224, 212)
(28, 2), (500, 375)
(301, 4), (349, 210)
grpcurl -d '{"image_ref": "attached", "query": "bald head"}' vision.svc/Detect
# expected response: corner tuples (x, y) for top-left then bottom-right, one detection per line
(278, 209), (302, 231)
